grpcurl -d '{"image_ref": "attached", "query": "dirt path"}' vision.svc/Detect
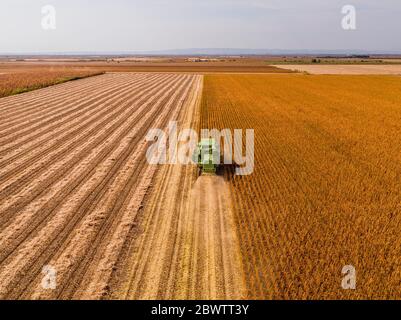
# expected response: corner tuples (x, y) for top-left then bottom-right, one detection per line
(113, 77), (246, 300)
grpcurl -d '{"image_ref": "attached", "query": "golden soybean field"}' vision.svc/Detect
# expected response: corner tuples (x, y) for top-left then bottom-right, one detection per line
(200, 74), (401, 299)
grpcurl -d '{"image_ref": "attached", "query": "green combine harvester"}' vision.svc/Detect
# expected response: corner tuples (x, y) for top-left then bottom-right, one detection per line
(192, 138), (219, 175)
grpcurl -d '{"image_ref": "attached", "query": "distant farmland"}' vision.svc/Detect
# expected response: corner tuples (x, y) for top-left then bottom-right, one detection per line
(0, 60), (292, 98)
(276, 64), (401, 74)
(200, 74), (401, 299)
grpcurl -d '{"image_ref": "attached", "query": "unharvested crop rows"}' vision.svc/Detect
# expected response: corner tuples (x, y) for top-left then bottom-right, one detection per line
(0, 73), (200, 299)
(200, 74), (401, 299)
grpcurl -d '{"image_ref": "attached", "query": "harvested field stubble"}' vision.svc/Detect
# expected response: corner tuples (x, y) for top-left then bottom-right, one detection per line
(0, 73), (200, 299)
(0, 61), (293, 78)
(200, 74), (401, 299)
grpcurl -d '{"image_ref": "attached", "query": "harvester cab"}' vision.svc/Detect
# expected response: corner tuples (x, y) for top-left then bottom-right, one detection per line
(192, 138), (220, 175)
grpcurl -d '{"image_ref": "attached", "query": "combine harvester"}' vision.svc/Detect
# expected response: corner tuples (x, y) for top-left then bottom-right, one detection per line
(193, 138), (220, 175)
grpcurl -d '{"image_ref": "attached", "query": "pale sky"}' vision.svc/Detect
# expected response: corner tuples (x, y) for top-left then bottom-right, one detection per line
(0, 0), (400, 53)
